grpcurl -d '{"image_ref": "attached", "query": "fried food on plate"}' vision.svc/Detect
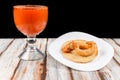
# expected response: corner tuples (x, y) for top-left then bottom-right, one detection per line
(61, 39), (98, 63)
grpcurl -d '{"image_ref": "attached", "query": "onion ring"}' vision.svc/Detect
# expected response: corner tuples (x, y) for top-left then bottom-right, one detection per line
(61, 40), (98, 63)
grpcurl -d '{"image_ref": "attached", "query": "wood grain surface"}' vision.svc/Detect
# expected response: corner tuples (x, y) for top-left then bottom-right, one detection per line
(0, 38), (119, 80)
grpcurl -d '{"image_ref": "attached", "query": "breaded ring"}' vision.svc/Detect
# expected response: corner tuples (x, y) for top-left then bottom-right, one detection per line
(61, 40), (98, 63)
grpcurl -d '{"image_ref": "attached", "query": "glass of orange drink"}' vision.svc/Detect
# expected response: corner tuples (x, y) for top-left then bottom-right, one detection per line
(13, 5), (48, 61)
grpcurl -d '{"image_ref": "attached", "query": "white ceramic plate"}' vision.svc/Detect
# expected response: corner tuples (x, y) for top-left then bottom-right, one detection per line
(48, 31), (114, 71)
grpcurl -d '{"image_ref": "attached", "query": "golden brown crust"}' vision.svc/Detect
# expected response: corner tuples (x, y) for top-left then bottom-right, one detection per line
(61, 40), (98, 63)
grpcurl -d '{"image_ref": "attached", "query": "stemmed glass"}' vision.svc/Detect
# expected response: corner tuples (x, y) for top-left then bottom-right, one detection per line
(13, 5), (48, 61)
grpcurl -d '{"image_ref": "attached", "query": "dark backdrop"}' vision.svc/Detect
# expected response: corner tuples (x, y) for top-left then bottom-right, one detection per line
(0, 0), (119, 38)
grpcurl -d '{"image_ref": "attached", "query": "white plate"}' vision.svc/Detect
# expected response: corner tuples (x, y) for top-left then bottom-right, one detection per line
(48, 31), (114, 71)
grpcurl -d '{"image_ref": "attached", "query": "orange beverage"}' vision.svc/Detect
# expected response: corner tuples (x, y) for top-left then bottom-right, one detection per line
(13, 5), (48, 36)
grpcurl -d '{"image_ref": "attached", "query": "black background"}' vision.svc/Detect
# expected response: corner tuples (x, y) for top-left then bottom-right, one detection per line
(0, 0), (119, 38)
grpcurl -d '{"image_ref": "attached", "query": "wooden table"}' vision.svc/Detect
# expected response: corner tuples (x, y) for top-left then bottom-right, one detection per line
(0, 38), (120, 80)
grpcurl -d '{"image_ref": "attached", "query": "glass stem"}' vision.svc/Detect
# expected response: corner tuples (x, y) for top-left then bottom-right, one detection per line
(26, 35), (37, 50)
(19, 35), (45, 60)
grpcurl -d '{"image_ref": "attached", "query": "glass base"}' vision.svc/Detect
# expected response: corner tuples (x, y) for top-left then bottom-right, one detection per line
(19, 45), (45, 61)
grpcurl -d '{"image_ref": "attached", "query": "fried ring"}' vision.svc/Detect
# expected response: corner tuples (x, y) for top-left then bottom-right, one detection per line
(61, 40), (98, 63)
